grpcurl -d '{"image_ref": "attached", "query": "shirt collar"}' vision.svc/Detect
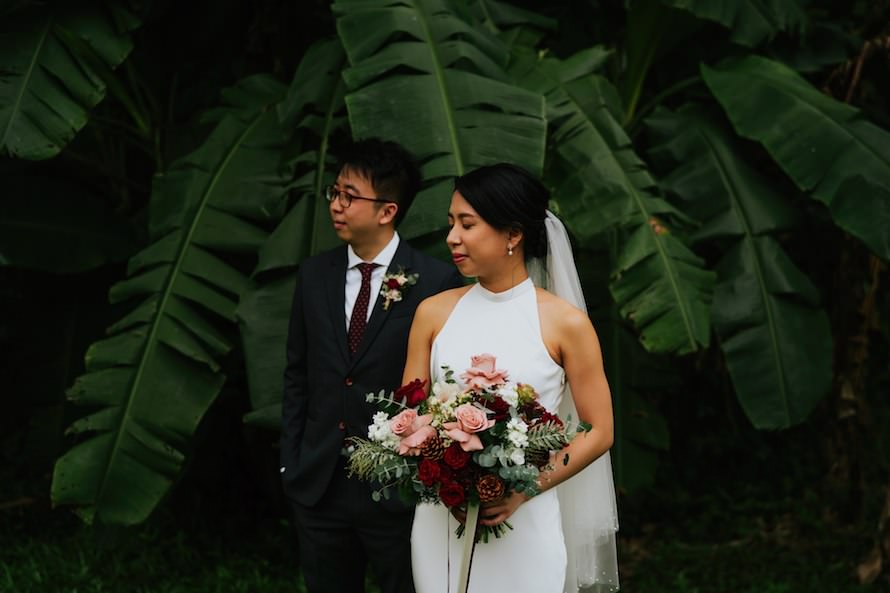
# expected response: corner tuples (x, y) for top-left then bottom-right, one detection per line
(347, 231), (400, 270)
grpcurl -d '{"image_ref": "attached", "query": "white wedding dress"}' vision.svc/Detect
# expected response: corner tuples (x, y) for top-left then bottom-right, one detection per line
(411, 277), (568, 593)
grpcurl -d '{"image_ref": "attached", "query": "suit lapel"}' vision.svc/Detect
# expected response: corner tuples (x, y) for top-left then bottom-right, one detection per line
(348, 241), (414, 369)
(325, 247), (349, 364)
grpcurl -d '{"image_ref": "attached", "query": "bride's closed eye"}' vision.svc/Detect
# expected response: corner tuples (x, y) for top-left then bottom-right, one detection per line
(447, 217), (473, 230)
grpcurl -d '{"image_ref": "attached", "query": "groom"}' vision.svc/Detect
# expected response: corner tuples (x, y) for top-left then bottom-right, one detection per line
(280, 138), (463, 593)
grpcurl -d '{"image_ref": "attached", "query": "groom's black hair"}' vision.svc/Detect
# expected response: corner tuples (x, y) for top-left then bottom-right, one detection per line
(337, 137), (422, 227)
(454, 163), (549, 260)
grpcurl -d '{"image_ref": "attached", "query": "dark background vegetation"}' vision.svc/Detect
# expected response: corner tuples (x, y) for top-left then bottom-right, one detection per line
(2, 0), (889, 591)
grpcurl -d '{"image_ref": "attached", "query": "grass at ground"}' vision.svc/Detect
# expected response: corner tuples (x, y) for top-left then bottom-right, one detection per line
(617, 483), (884, 593)
(2, 489), (884, 593)
(0, 501), (304, 593)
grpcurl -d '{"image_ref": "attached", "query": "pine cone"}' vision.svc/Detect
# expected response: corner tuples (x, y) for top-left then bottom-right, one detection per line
(525, 448), (550, 468)
(420, 436), (446, 460)
(476, 474), (505, 502)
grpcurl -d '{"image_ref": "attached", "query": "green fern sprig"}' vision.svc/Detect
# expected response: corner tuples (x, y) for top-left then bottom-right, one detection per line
(346, 438), (401, 481)
(364, 389), (409, 414)
(526, 420), (575, 451)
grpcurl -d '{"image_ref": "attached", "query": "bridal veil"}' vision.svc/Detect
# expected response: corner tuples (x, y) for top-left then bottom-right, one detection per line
(528, 211), (620, 593)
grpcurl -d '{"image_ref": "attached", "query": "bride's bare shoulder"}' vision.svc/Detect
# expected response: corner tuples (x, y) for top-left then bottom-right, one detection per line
(416, 284), (472, 324)
(535, 287), (595, 335)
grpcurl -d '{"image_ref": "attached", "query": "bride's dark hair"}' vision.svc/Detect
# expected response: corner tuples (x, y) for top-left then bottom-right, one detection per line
(453, 163), (548, 259)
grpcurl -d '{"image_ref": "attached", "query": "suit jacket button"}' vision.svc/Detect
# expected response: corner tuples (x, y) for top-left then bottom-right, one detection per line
(338, 421), (346, 430)
(344, 377), (353, 386)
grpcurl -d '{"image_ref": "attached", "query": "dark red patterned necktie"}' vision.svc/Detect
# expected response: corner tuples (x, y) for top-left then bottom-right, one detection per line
(347, 262), (379, 354)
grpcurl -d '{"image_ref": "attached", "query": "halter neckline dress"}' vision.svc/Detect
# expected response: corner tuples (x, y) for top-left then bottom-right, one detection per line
(411, 277), (568, 593)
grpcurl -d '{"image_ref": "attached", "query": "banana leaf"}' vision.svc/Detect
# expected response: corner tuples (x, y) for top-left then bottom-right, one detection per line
(581, 245), (671, 492)
(0, 2), (137, 159)
(703, 55), (890, 260)
(334, 0), (546, 239)
(52, 74), (294, 525)
(515, 50), (714, 355)
(240, 38), (349, 427)
(649, 106), (833, 428)
(661, 0), (807, 47)
(468, 0), (557, 31)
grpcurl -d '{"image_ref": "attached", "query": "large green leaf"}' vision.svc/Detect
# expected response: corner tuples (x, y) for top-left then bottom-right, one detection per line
(622, 0), (674, 123)
(51, 75), (294, 525)
(469, 0), (557, 31)
(546, 177), (673, 492)
(238, 275), (294, 428)
(580, 244), (671, 492)
(0, 2), (137, 159)
(262, 37), (348, 272)
(0, 168), (135, 273)
(649, 106), (833, 428)
(240, 38), (349, 426)
(514, 50), (714, 354)
(661, 0), (807, 47)
(702, 56), (890, 260)
(334, 0), (547, 239)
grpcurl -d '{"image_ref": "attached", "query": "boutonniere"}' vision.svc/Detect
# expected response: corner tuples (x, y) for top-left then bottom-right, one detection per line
(380, 267), (419, 310)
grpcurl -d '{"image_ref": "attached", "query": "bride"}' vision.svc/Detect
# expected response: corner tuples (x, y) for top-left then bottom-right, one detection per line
(402, 164), (619, 593)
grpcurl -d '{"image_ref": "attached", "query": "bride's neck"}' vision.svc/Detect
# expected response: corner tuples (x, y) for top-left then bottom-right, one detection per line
(477, 262), (529, 294)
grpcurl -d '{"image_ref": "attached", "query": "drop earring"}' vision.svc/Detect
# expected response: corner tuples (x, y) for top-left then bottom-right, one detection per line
(507, 245), (513, 256)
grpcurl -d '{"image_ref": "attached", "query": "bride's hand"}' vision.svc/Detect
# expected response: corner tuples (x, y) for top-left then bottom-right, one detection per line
(450, 505), (468, 524)
(479, 491), (530, 527)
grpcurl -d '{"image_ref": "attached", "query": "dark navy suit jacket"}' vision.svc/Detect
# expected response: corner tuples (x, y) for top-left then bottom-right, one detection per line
(280, 239), (462, 509)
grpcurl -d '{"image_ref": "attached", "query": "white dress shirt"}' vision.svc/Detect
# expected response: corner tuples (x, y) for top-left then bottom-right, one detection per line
(344, 232), (400, 328)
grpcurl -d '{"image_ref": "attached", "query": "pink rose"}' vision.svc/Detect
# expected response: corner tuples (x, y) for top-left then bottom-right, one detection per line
(398, 424), (436, 456)
(390, 412), (434, 455)
(454, 404), (494, 433)
(390, 409), (418, 435)
(442, 404), (494, 452)
(442, 424), (483, 452)
(460, 353), (508, 389)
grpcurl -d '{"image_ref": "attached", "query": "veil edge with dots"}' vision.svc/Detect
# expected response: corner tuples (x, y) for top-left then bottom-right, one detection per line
(528, 211), (620, 593)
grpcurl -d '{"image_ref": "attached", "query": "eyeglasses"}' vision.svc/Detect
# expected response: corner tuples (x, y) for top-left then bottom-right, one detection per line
(324, 185), (394, 208)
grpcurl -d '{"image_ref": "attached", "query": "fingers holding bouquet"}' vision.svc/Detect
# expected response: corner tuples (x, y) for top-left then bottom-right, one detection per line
(479, 490), (530, 527)
(347, 353), (590, 541)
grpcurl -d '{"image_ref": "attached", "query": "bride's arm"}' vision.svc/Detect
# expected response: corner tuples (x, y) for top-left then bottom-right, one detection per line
(479, 301), (614, 526)
(539, 305), (614, 489)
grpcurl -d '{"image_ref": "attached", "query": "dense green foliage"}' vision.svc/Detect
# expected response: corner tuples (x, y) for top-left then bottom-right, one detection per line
(1, 0), (889, 587)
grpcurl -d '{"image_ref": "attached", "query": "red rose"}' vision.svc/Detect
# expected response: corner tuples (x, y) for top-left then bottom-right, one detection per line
(385, 278), (402, 289)
(437, 463), (454, 483)
(418, 458), (441, 487)
(539, 411), (563, 427)
(520, 400), (547, 419)
(395, 378), (427, 408)
(438, 481), (466, 508)
(443, 443), (470, 469)
(486, 396), (510, 420)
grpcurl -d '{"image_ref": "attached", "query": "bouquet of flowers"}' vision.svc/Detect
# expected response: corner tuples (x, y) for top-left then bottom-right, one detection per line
(347, 353), (589, 542)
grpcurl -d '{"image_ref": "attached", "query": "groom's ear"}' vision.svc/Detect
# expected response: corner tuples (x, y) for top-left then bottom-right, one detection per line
(378, 201), (398, 225)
